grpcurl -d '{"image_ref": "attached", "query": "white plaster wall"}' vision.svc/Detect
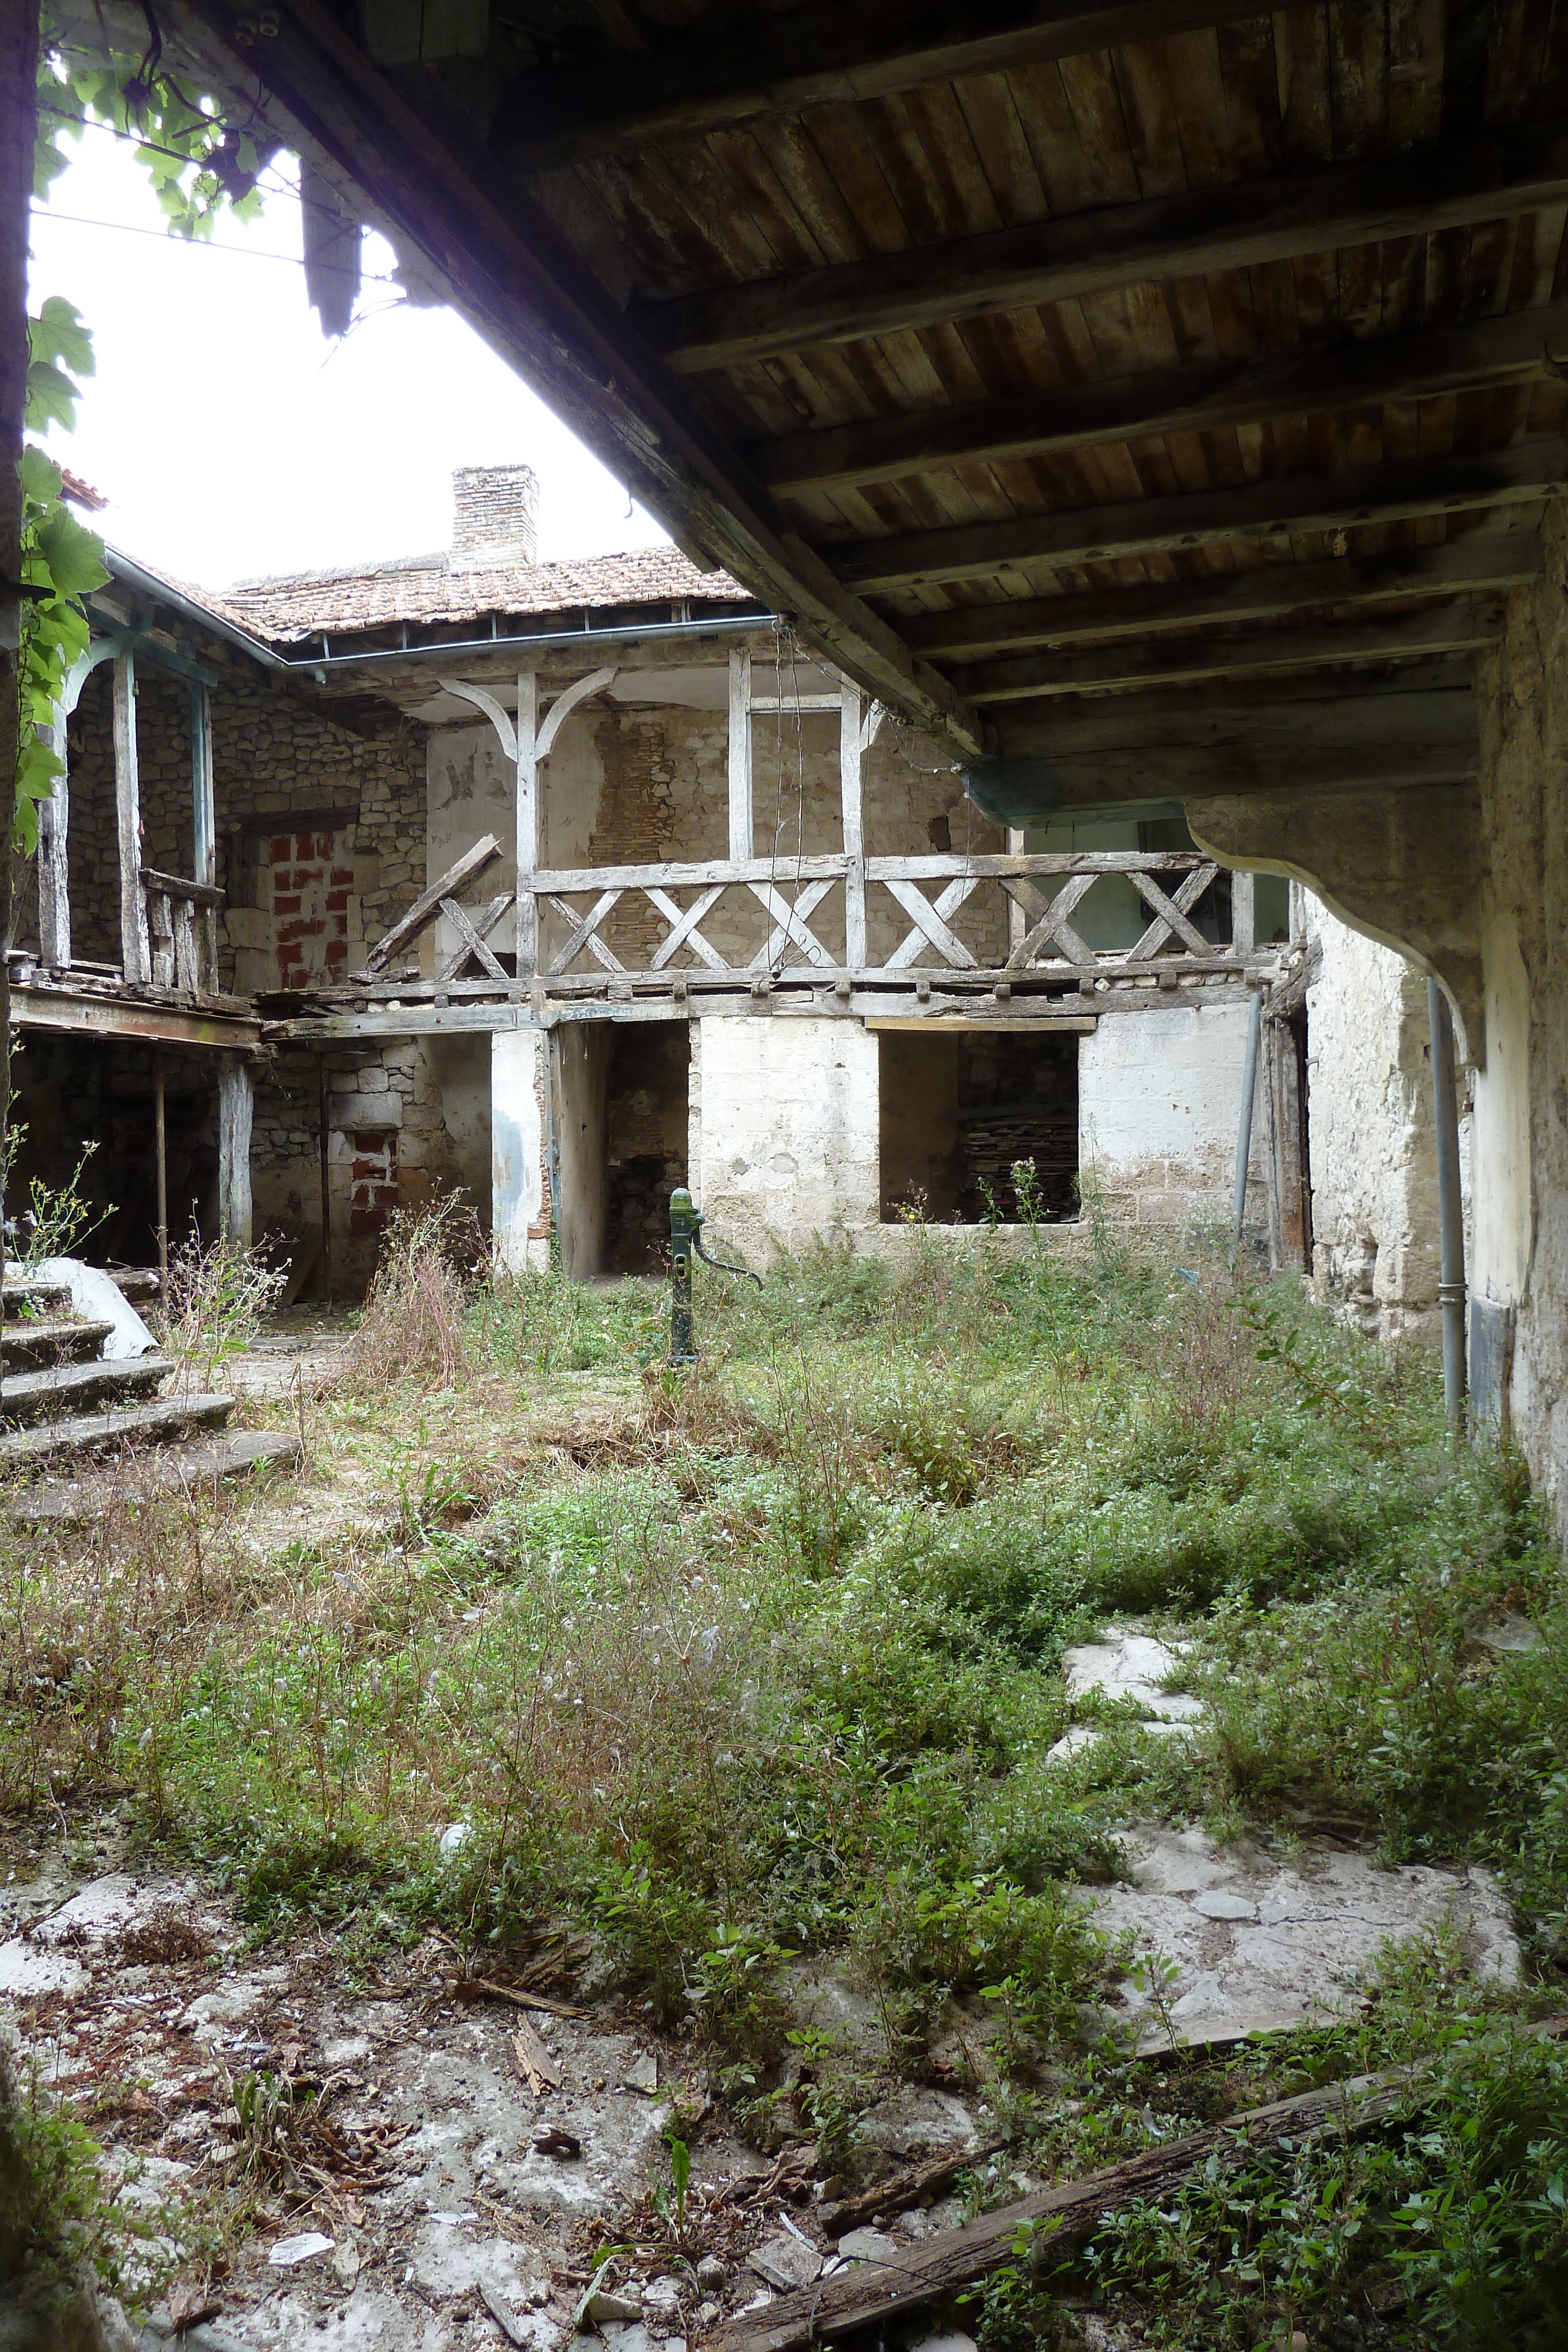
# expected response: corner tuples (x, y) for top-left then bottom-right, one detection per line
(492, 1027), (550, 1274)
(1302, 896), (1471, 1337)
(1079, 998), (1266, 1231)
(693, 1016), (880, 1257)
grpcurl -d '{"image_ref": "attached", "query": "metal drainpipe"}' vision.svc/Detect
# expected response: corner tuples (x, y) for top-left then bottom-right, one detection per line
(1427, 978), (1468, 1429)
(1232, 986), (1265, 1263)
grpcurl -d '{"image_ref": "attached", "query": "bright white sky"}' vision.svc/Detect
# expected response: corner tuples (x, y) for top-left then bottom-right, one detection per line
(26, 122), (671, 590)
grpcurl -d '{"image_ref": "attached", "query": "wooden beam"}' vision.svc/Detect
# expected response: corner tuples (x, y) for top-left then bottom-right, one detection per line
(178, 0), (985, 765)
(904, 529), (1542, 660)
(834, 442), (1568, 591)
(359, 831), (502, 977)
(112, 649), (151, 986)
(496, 0), (1283, 169)
(951, 600), (1505, 701)
(646, 121), (1568, 370)
(755, 303), (1568, 493)
(728, 648), (752, 863)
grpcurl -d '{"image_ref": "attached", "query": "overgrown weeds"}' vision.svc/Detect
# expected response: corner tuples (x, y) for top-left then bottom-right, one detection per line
(2, 1208), (1566, 2340)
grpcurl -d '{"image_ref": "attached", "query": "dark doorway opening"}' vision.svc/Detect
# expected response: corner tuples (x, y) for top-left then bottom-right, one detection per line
(879, 1028), (1079, 1224)
(554, 1020), (690, 1277)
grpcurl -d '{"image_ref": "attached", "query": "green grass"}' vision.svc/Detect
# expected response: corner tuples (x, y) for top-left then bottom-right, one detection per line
(4, 1212), (1566, 2343)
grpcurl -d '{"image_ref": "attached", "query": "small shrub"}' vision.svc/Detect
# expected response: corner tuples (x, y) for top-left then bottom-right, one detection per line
(340, 1197), (480, 1392)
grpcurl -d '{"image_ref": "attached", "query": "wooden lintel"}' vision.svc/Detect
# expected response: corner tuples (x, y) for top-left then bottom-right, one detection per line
(646, 121), (1568, 369)
(903, 530), (1542, 661)
(496, 0), (1285, 166)
(12, 985), (264, 1053)
(952, 601), (1504, 703)
(866, 1014), (1097, 1032)
(757, 302), (1568, 493)
(833, 443), (1568, 591)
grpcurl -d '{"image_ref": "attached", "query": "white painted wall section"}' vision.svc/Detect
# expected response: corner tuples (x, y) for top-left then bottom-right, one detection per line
(696, 1017), (880, 1256)
(492, 1028), (550, 1273)
(1079, 999), (1266, 1228)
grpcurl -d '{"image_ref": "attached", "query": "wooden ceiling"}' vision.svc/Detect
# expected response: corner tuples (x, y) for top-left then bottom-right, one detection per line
(175, 0), (1568, 810)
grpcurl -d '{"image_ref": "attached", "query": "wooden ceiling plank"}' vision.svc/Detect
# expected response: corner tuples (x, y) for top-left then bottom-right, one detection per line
(755, 298), (1568, 489)
(902, 527), (1542, 654)
(643, 120), (1568, 370)
(1216, 14), (1288, 175)
(1387, 0), (1446, 148)
(831, 437), (1568, 584)
(1327, 0), (1391, 161)
(951, 71), (1052, 226)
(498, 0), (1295, 171)
(959, 612), (1505, 701)
(1162, 24), (1235, 189)
(1484, 0), (1557, 128)
(1055, 46), (1143, 201)
(1275, 1), (1336, 166)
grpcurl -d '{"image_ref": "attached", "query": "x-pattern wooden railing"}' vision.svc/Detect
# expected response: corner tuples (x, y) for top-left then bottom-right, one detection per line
(533, 849), (1243, 981)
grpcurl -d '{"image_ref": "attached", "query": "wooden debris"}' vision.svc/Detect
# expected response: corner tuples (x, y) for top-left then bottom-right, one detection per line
(712, 2036), (1564, 2352)
(532, 2124), (582, 2158)
(512, 2020), (563, 2094)
(166, 2284), (225, 2332)
(452, 1974), (586, 2019)
(479, 2282), (533, 2346)
(818, 2141), (1005, 2234)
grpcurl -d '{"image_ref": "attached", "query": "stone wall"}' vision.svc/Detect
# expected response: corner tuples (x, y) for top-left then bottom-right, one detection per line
(1472, 513), (1568, 1518)
(1300, 898), (1469, 1342)
(691, 1015), (881, 1258)
(1079, 1000), (1269, 1239)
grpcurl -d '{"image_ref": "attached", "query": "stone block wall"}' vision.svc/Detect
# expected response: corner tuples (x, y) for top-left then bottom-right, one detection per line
(1079, 999), (1269, 1238)
(1301, 897), (1467, 1342)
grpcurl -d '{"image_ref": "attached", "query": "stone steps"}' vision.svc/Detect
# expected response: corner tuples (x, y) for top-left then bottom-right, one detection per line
(2, 1276), (72, 1317)
(0, 1354), (175, 1427)
(0, 1389), (236, 1470)
(15, 1429), (305, 1522)
(0, 1317), (117, 1369)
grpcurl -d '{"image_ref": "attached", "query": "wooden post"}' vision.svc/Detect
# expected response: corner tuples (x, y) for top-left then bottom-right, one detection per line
(154, 1054), (168, 1287)
(318, 1053), (332, 1303)
(1007, 827), (1027, 954)
(1231, 867), (1256, 953)
(113, 648), (151, 983)
(840, 681), (866, 970)
(1266, 1013), (1310, 1272)
(217, 1053), (253, 1248)
(38, 710), (71, 968)
(728, 647), (752, 863)
(190, 681), (218, 987)
(516, 667), (539, 982)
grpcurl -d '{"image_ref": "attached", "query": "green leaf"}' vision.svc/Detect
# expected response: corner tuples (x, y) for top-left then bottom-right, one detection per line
(29, 295), (95, 378)
(34, 505), (109, 599)
(25, 355), (79, 433)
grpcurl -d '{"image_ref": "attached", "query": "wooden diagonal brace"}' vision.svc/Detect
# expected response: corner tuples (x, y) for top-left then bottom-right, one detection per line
(362, 833), (503, 977)
(748, 878), (834, 968)
(1004, 868), (1099, 968)
(884, 874), (978, 969)
(545, 890), (626, 975)
(1125, 863), (1219, 960)
(647, 884), (731, 973)
(437, 894), (514, 983)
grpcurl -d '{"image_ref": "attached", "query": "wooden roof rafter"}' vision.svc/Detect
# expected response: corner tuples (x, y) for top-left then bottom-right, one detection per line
(144, 0), (1568, 810)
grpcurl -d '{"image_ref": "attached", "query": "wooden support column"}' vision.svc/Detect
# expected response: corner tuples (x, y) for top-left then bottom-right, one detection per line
(1007, 828), (1027, 954)
(728, 648), (753, 863)
(1231, 867), (1255, 953)
(218, 1053), (253, 1248)
(318, 1053), (332, 1302)
(37, 710), (71, 968)
(516, 667), (539, 982)
(190, 681), (218, 987)
(153, 1055), (168, 1287)
(840, 681), (866, 970)
(1266, 1014), (1310, 1273)
(112, 649), (151, 983)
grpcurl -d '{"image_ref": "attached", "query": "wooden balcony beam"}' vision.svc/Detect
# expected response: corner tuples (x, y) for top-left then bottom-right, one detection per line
(904, 529), (1542, 661)
(833, 443), (1568, 591)
(494, 0), (1278, 170)
(646, 121), (1568, 371)
(754, 302), (1568, 493)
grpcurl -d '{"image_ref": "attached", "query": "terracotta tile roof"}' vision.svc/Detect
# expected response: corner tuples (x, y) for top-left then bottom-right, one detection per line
(220, 546), (754, 643)
(61, 467), (108, 511)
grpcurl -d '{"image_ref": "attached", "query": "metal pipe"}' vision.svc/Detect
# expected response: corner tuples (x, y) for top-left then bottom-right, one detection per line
(153, 1054), (168, 1288)
(318, 1055), (333, 1306)
(1232, 986), (1264, 1261)
(1427, 977), (1468, 1428)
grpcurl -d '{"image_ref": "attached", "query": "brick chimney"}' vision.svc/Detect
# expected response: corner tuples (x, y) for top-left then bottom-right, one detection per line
(450, 463), (540, 571)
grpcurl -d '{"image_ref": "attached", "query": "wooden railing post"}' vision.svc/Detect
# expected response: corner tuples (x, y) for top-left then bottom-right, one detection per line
(516, 667), (539, 983)
(37, 709), (71, 969)
(728, 648), (752, 863)
(190, 681), (218, 987)
(840, 682), (866, 971)
(1231, 867), (1255, 952)
(113, 649), (151, 984)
